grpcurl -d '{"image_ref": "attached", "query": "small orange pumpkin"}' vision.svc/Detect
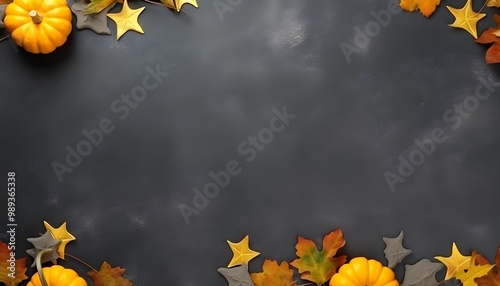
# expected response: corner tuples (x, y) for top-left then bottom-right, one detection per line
(330, 257), (399, 286)
(27, 265), (87, 286)
(4, 0), (72, 54)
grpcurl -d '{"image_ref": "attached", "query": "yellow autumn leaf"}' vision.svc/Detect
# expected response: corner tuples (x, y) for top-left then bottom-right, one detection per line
(488, 0), (500, 8)
(456, 252), (494, 286)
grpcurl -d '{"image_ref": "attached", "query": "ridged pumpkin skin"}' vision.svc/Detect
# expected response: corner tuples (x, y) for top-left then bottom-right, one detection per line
(4, 0), (72, 54)
(330, 257), (399, 286)
(27, 265), (87, 286)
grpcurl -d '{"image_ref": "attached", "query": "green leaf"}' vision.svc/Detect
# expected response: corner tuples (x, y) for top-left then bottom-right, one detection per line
(290, 229), (347, 286)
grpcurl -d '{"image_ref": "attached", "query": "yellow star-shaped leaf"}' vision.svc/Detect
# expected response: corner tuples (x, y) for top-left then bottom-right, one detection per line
(456, 252), (494, 286)
(447, 0), (486, 39)
(107, 0), (145, 40)
(44, 221), (76, 259)
(227, 235), (260, 267)
(435, 242), (471, 280)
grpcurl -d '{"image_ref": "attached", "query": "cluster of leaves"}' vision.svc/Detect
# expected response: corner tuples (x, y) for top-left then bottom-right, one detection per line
(477, 14), (500, 63)
(217, 229), (346, 286)
(86, 0), (195, 14)
(399, 0), (500, 18)
(218, 229), (500, 286)
(0, 221), (133, 286)
(400, 0), (500, 63)
(436, 245), (500, 286)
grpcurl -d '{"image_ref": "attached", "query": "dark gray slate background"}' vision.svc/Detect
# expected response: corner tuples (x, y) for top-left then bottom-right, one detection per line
(1, 0), (500, 285)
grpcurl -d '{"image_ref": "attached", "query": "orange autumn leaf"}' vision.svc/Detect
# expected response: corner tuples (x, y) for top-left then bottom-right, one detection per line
(476, 248), (500, 286)
(251, 260), (297, 286)
(290, 228), (347, 286)
(0, 0), (12, 4)
(0, 241), (28, 286)
(88, 261), (133, 286)
(400, 0), (441, 17)
(476, 14), (500, 64)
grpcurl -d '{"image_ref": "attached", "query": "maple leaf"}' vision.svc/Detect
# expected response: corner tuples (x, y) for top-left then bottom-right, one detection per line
(475, 248), (500, 286)
(456, 252), (494, 286)
(88, 261), (133, 286)
(400, 0), (441, 17)
(0, 241), (28, 286)
(290, 229), (347, 286)
(251, 260), (297, 286)
(476, 14), (500, 64)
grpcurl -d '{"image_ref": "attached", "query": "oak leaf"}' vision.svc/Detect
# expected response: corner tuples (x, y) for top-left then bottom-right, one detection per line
(400, 0), (441, 17)
(251, 260), (297, 286)
(0, 241), (28, 286)
(456, 252), (494, 286)
(290, 228), (346, 286)
(475, 248), (500, 286)
(88, 261), (133, 286)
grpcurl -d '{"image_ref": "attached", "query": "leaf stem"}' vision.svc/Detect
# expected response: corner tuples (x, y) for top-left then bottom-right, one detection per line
(142, 0), (164, 6)
(0, 35), (10, 43)
(35, 248), (52, 286)
(478, 0), (489, 13)
(65, 252), (98, 272)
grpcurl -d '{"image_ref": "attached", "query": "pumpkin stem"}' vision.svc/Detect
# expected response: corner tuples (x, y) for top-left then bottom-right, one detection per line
(35, 248), (51, 286)
(29, 10), (43, 24)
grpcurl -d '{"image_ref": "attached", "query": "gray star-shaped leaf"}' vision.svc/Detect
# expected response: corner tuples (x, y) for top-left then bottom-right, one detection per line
(26, 231), (61, 267)
(71, 1), (116, 35)
(218, 264), (255, 286)
(402, 259), (443, 286)
(0, 5), (7, 29)
(383, 230), (412, 268)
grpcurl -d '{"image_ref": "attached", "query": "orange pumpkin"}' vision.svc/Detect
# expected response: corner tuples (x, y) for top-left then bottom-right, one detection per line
(330, 257), (399, 286)
(4, 0), (72, 54)
(27, 265), (87, 286)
